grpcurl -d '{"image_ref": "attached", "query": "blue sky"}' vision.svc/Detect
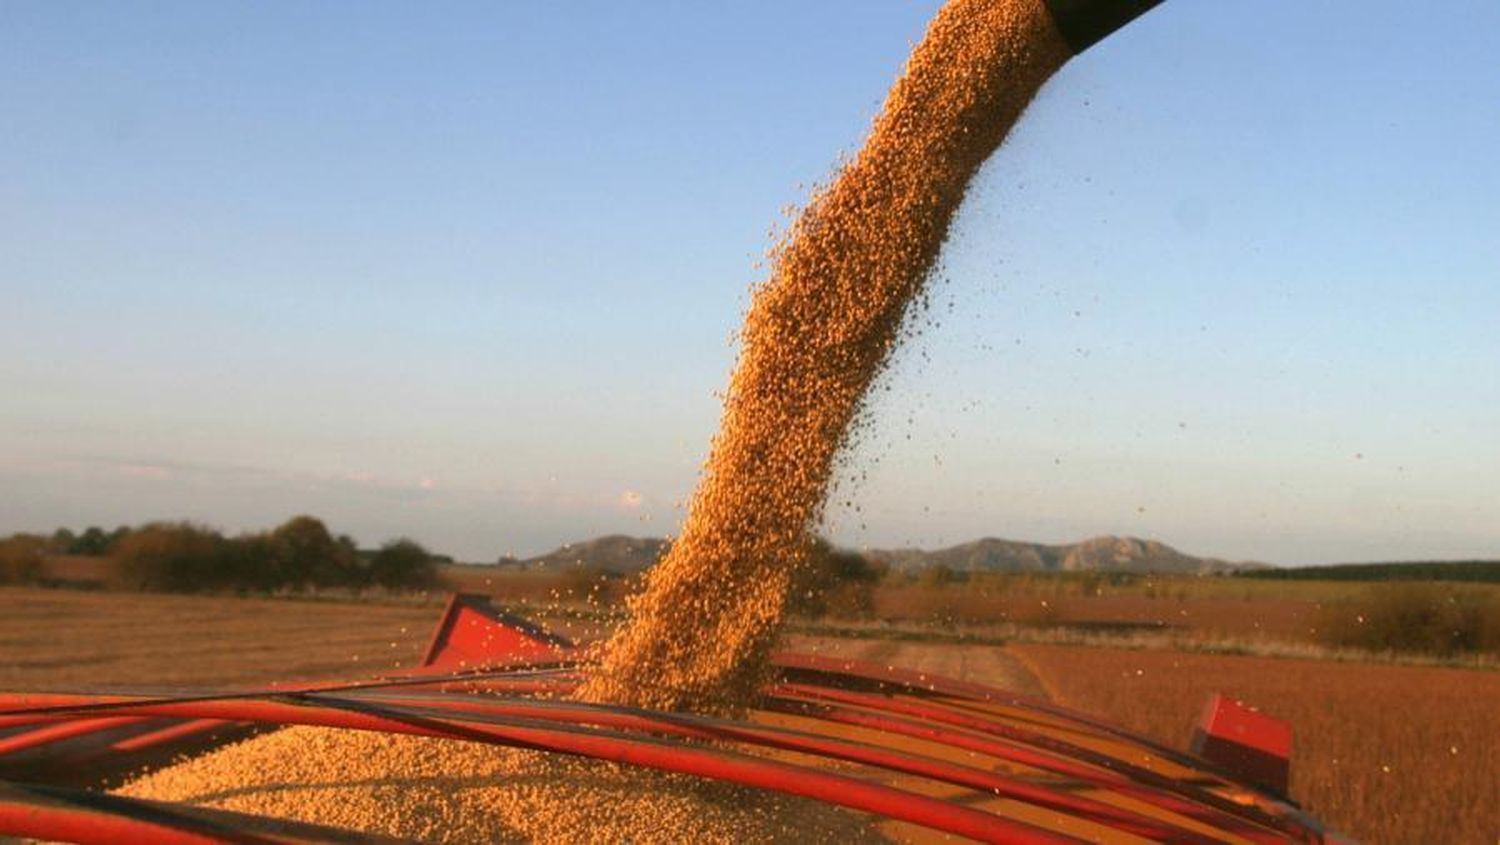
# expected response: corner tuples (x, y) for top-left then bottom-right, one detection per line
(3, 1), (1497, 565)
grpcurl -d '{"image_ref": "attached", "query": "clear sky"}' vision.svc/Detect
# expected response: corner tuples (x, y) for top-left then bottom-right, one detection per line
(3, 1), (1497, 565)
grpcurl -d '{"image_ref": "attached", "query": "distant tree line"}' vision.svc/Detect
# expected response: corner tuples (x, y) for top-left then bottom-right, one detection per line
(0, 534), (48, 584)
(1238, 561), (1500, 584)
(0, 525), (131, 583)
(0, 516), (442, 593)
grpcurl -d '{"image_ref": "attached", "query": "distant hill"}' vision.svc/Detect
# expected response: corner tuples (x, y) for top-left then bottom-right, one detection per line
(501, 535), (669, 574)
(503, 533), (1257, 576)
(864, 535), (1257, 575)
(1237, 560), (1500, 583)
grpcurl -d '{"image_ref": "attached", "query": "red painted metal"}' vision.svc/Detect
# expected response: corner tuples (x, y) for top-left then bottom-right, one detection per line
(0, 780), (402, 844)
(758, 694), (1296, 844)
(0, 800), (243, 845)
(777, 649), (1289, 785)
(1193, 693), (1294, 797)
(110, 718), (231, 753)
(0, 692), (1084, 845)
(772, 680), (1318, 843)
(419, 592), (574, 669)
(321, 690), (1221, 844)
(788, 654), (1331, 838)
(0, 716), (144, 755)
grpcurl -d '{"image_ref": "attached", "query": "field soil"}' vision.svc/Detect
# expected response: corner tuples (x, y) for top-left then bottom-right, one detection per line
(1013, 643), (1500, 845)
(871, 587), (1321, 640)
(0, 586), (436, 690)
(784, 634), (1049, 699)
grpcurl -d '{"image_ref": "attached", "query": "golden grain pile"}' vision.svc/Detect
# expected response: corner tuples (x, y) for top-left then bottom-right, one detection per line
(120, 726), (876, 843)
(581, 0), (1070, 714)
(122, 1), (1075, 839)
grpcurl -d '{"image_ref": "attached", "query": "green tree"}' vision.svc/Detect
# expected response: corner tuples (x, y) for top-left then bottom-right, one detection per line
(0, 534), (47, 584)
(368, 538), (440, 590)
(219, 532), (280, 591)
(270, 515), (356, 588)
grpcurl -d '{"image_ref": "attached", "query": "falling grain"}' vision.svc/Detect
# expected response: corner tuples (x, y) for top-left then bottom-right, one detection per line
(581, 0), (1071, 714)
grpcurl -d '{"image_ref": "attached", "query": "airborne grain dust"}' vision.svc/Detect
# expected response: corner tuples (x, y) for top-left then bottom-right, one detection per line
(581, 0), (1071, 714)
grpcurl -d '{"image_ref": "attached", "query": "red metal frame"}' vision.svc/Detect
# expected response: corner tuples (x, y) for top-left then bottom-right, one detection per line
(419, 592), (572, 669)
(0, 780), (403, 844)
(1193, 693), (1294, 797)
(0, 594), (1338, 844)
(769, 681), (1313, 841)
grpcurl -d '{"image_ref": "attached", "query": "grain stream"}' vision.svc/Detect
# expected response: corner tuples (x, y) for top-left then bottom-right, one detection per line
(581, 0), (1071, 714)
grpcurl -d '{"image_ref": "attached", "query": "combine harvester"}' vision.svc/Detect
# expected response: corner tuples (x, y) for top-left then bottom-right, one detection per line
(1, 593), (1346, 843)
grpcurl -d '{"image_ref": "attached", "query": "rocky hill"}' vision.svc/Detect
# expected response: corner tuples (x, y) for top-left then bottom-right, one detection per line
(500, 535), (669, 574)
(503, 534), (1257, 575)
(865, 535), (1256, 575)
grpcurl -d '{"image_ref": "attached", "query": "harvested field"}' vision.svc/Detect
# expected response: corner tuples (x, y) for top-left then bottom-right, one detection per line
(1012, 643), (1500, 845)
(0, 586), (436, 690)
(871, 583), (1322, 641)
(785, 634), (1050, 699)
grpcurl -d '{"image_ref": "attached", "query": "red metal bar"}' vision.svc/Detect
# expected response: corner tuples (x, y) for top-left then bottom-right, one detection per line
(0, 801), (239, 845)
(759, 694), (1292, 844)
(0, 692), (1085, 845)
(0, 779), (401, 844)
(774, 651), (1038, 702)
(0, 716), (145, 755)
(0, 669), (559, 755)
(0, 664), (577, 729)
(777, 650), (1292, 790)
(773, 682), (1316, 842)
(110, 718), (232, 753)
(331, 690), (1218, 844)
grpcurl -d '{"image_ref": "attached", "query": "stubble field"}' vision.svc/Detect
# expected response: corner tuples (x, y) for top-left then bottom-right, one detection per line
(0, 586), (437, 690)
